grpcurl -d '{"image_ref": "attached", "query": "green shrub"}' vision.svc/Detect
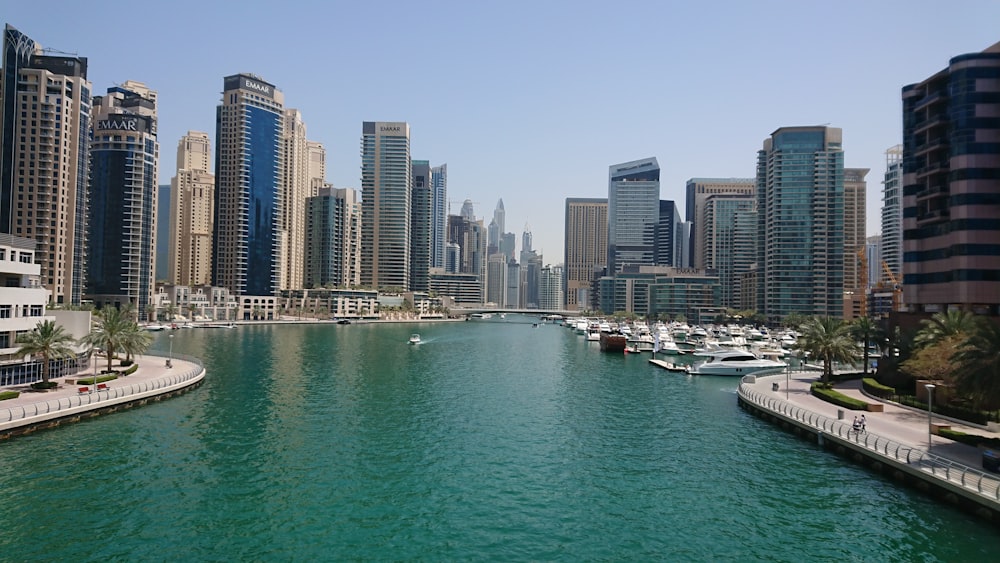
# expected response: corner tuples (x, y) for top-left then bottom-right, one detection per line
(861, 377), (896, 399)
(30, 381), (58, 390)
(121, 363), (139, 376)
(939, 428), (1000, 451)
(810, 382), (869, 410)
(76, 374), (119, 385)
(0, 391), (19, 401)
(120, 359), (134, 367)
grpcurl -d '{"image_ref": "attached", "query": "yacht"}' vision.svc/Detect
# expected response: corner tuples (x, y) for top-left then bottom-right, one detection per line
(689, 349), (787, 377)
(409, 333), (421, 345)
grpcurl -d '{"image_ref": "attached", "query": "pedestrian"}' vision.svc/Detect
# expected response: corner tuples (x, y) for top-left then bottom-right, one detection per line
(860, 414), (867, 433)
(852, 416), (861, 433)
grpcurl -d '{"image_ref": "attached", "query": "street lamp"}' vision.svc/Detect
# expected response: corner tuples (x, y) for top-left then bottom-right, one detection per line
(925, 383), (936, 451)
(166, 333), (174, 369)
(90, 348), (98, 394)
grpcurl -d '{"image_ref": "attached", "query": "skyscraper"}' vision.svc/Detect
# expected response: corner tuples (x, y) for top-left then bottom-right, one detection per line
(756, 126), (845, 320)
(1, 25), (91, 304)
(655, 200), (681, 267)
(213, 74), (284, 297)
(305, 186), (361, 288)
(843, 167), (869, 298)
(279, 108), (312, 291)
(685, 178), (755, 269)
(86, 81), (159, 315)
(361, 121), (411, 290)
(410, 160), (431, 291)
(880, 145), (903, 284)
(564, 197), (607, 311)
(430, 164), (447, 269)
(703, 194), (755, 309)
(486, 253), (507, 305)
(169, 131), (215, 286)
(538, 265), (564, 310)
(902, 41), (1000, 314)
(607, 158), (659, 275)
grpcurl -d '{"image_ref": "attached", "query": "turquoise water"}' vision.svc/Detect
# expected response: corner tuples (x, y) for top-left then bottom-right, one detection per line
(2, 317), (998, 561)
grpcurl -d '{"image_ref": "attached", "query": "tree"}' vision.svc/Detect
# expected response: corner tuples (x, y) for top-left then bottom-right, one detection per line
(118, 321), (153, 365)
(953, 321), (1000, 410)
(187, 303), (199, 322)
(851, 316), (878, 374)
(80, 307), (133, 374)
(796, 316), (859, 384)
(163, 303), (178, 323)
(914, 309), (983, 348)
(252, 306), (264, 321)
(145, 304), (157, 323)
(900, 335), (963, 383)
(16, 320), (77, 384)
(783, 312), (808, 330)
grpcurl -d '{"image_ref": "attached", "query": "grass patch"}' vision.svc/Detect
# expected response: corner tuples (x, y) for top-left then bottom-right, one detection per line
(939, 428), (1000, 451)
(810, 382), (869, 410)
(0, 391), (19, 401)
(75, 374), (119, 385)
(30, 381), (58, 390)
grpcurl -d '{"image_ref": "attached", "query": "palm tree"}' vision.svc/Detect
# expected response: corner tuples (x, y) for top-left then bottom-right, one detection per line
(80, 307), (132, 374)
(16, 320), (77, 384)
(187, 303), (199, 322)
(163, 303), (178, 323)
(953, 321), (1000, 410)
(914, 309), (983, 348)
(797, 316), (859, 384)
(851, 316), (878, 375)
(118, 322), (153, 366)
(252, 306), (264, 321)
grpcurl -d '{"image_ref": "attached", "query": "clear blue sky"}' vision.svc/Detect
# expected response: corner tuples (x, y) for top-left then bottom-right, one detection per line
(6, 1), (1000, 261)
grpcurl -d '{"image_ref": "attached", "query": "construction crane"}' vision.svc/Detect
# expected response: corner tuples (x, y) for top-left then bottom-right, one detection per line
(881, 261), (902, 312)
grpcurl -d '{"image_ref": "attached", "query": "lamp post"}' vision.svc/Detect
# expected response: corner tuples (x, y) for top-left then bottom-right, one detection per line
(90, 348), (98, 394)
(925, 383), (936, 451)
(166, 333), (174, 368)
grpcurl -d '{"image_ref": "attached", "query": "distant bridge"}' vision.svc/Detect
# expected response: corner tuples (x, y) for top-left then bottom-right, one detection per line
(451, 307), (575, 317)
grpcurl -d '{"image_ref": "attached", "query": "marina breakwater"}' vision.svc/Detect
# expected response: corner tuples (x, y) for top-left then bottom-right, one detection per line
(737, 375), (1000, 525)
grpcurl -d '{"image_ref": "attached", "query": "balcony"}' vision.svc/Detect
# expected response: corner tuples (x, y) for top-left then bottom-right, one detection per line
(916, 184), (948, 201)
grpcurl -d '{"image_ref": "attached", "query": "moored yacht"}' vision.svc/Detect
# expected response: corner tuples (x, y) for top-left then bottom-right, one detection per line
(689, 349), (786, 376)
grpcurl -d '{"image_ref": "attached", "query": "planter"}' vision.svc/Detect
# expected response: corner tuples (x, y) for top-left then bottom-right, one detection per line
(866, 403), (884, 413)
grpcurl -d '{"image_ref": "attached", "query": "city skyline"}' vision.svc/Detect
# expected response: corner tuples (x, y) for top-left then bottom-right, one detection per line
(5, 2), (1000, 257)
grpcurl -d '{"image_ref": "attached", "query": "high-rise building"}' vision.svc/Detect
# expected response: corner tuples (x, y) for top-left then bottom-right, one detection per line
(539, 265), (564, 310)
(307, 141), (326, 197)
(685, 178), (755, 269)
(361, 121), (411, 290)
(445, 242), (460, 274)
(213, 74), (285, 297)
(155, 184), (170, 281)
(410, 160), (431, 292)
(866, 235), (882, 289)
(447, 213), (487, 282)
(901, 41), (1000, 315)
(843, 168), (869, 296)
(430, 164), (447, 269)
(279, 108), (312, 291)
(490, 198), (505, 256)
(1, 25), (91, 304)
(563, 197), (607, 311)
(655, 200), (681, 267)
(86, 81), (159, 315)
(500, 232), (516, 260)
(305, 186), (361, 289)
(880, 145), (903, 284)
(703, 194), (755, 309)
(675, 221), (692, 268)
(608, 158), (659, 274)
(169, 131), (214, 287)
(486, 253), (507, 305)
(505, 258), (520, 308)
(757, 126), (845, 321)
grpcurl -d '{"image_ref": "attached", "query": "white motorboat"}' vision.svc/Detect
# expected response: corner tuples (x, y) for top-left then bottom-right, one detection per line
(409, 333), (421, 345)
(689, 349), (787, 376)
(144, 324), (167, 331)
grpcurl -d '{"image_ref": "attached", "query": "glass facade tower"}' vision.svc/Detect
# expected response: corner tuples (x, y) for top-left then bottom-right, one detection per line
(756, 126), (845, 321)
(607, 158), (659, 275)
(360, 121), (411, 290)
(86, 81), (158, 315)
(213, 74), (284, 297)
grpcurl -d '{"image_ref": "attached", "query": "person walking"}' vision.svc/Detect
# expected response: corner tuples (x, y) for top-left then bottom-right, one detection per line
(860, 414), (867, 433)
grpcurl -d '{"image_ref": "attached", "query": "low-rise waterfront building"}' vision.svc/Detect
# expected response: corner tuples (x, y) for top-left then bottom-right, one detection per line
(279, 288), (378, 319)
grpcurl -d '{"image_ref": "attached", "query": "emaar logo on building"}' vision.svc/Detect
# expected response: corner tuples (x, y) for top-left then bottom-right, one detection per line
(379, 125), (402, 132)
(243, 79), (271, 95)
(97, 117), (139, 131)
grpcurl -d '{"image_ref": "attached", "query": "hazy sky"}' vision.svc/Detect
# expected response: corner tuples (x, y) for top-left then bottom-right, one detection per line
(6, 1), (1000, 260)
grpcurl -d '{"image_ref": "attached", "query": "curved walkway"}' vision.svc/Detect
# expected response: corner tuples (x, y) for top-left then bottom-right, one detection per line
(739, 370), (1000, 504)
(0, 353), (204, 435)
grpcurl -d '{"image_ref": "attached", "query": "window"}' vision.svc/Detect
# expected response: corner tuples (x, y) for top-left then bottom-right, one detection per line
(0, 306), (11, 318)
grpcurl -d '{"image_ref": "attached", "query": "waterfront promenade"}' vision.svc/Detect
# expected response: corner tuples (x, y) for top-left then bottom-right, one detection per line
(0, 354), (204, 438)
(738, 368), (1000, 519)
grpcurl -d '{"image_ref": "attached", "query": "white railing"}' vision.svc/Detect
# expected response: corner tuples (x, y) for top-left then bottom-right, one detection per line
(0, 353), (204, 426)
(738, 378), (1000, 503)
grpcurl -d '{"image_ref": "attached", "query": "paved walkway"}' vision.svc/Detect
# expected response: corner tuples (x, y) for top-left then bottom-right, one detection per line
(747, 369), (999, 469)
(1, 354), (201, 421)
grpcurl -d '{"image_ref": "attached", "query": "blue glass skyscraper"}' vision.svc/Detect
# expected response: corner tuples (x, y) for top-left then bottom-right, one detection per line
(607, 158), (660, 275)
(431, 164), (447, 269)
(213, 74), (284, 297)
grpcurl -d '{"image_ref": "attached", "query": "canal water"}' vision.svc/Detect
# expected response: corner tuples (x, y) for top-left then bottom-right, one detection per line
(2, 316), (998, 560)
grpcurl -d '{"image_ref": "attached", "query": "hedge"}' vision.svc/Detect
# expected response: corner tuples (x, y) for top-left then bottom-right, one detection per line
(862, 377), (894, 399)
(76, 374), (119, 385)
(939, 428), (1000, 451)
(810, 382), (869, 410)
(0, 391), (19, 401)
(121, 363), (138, 376)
